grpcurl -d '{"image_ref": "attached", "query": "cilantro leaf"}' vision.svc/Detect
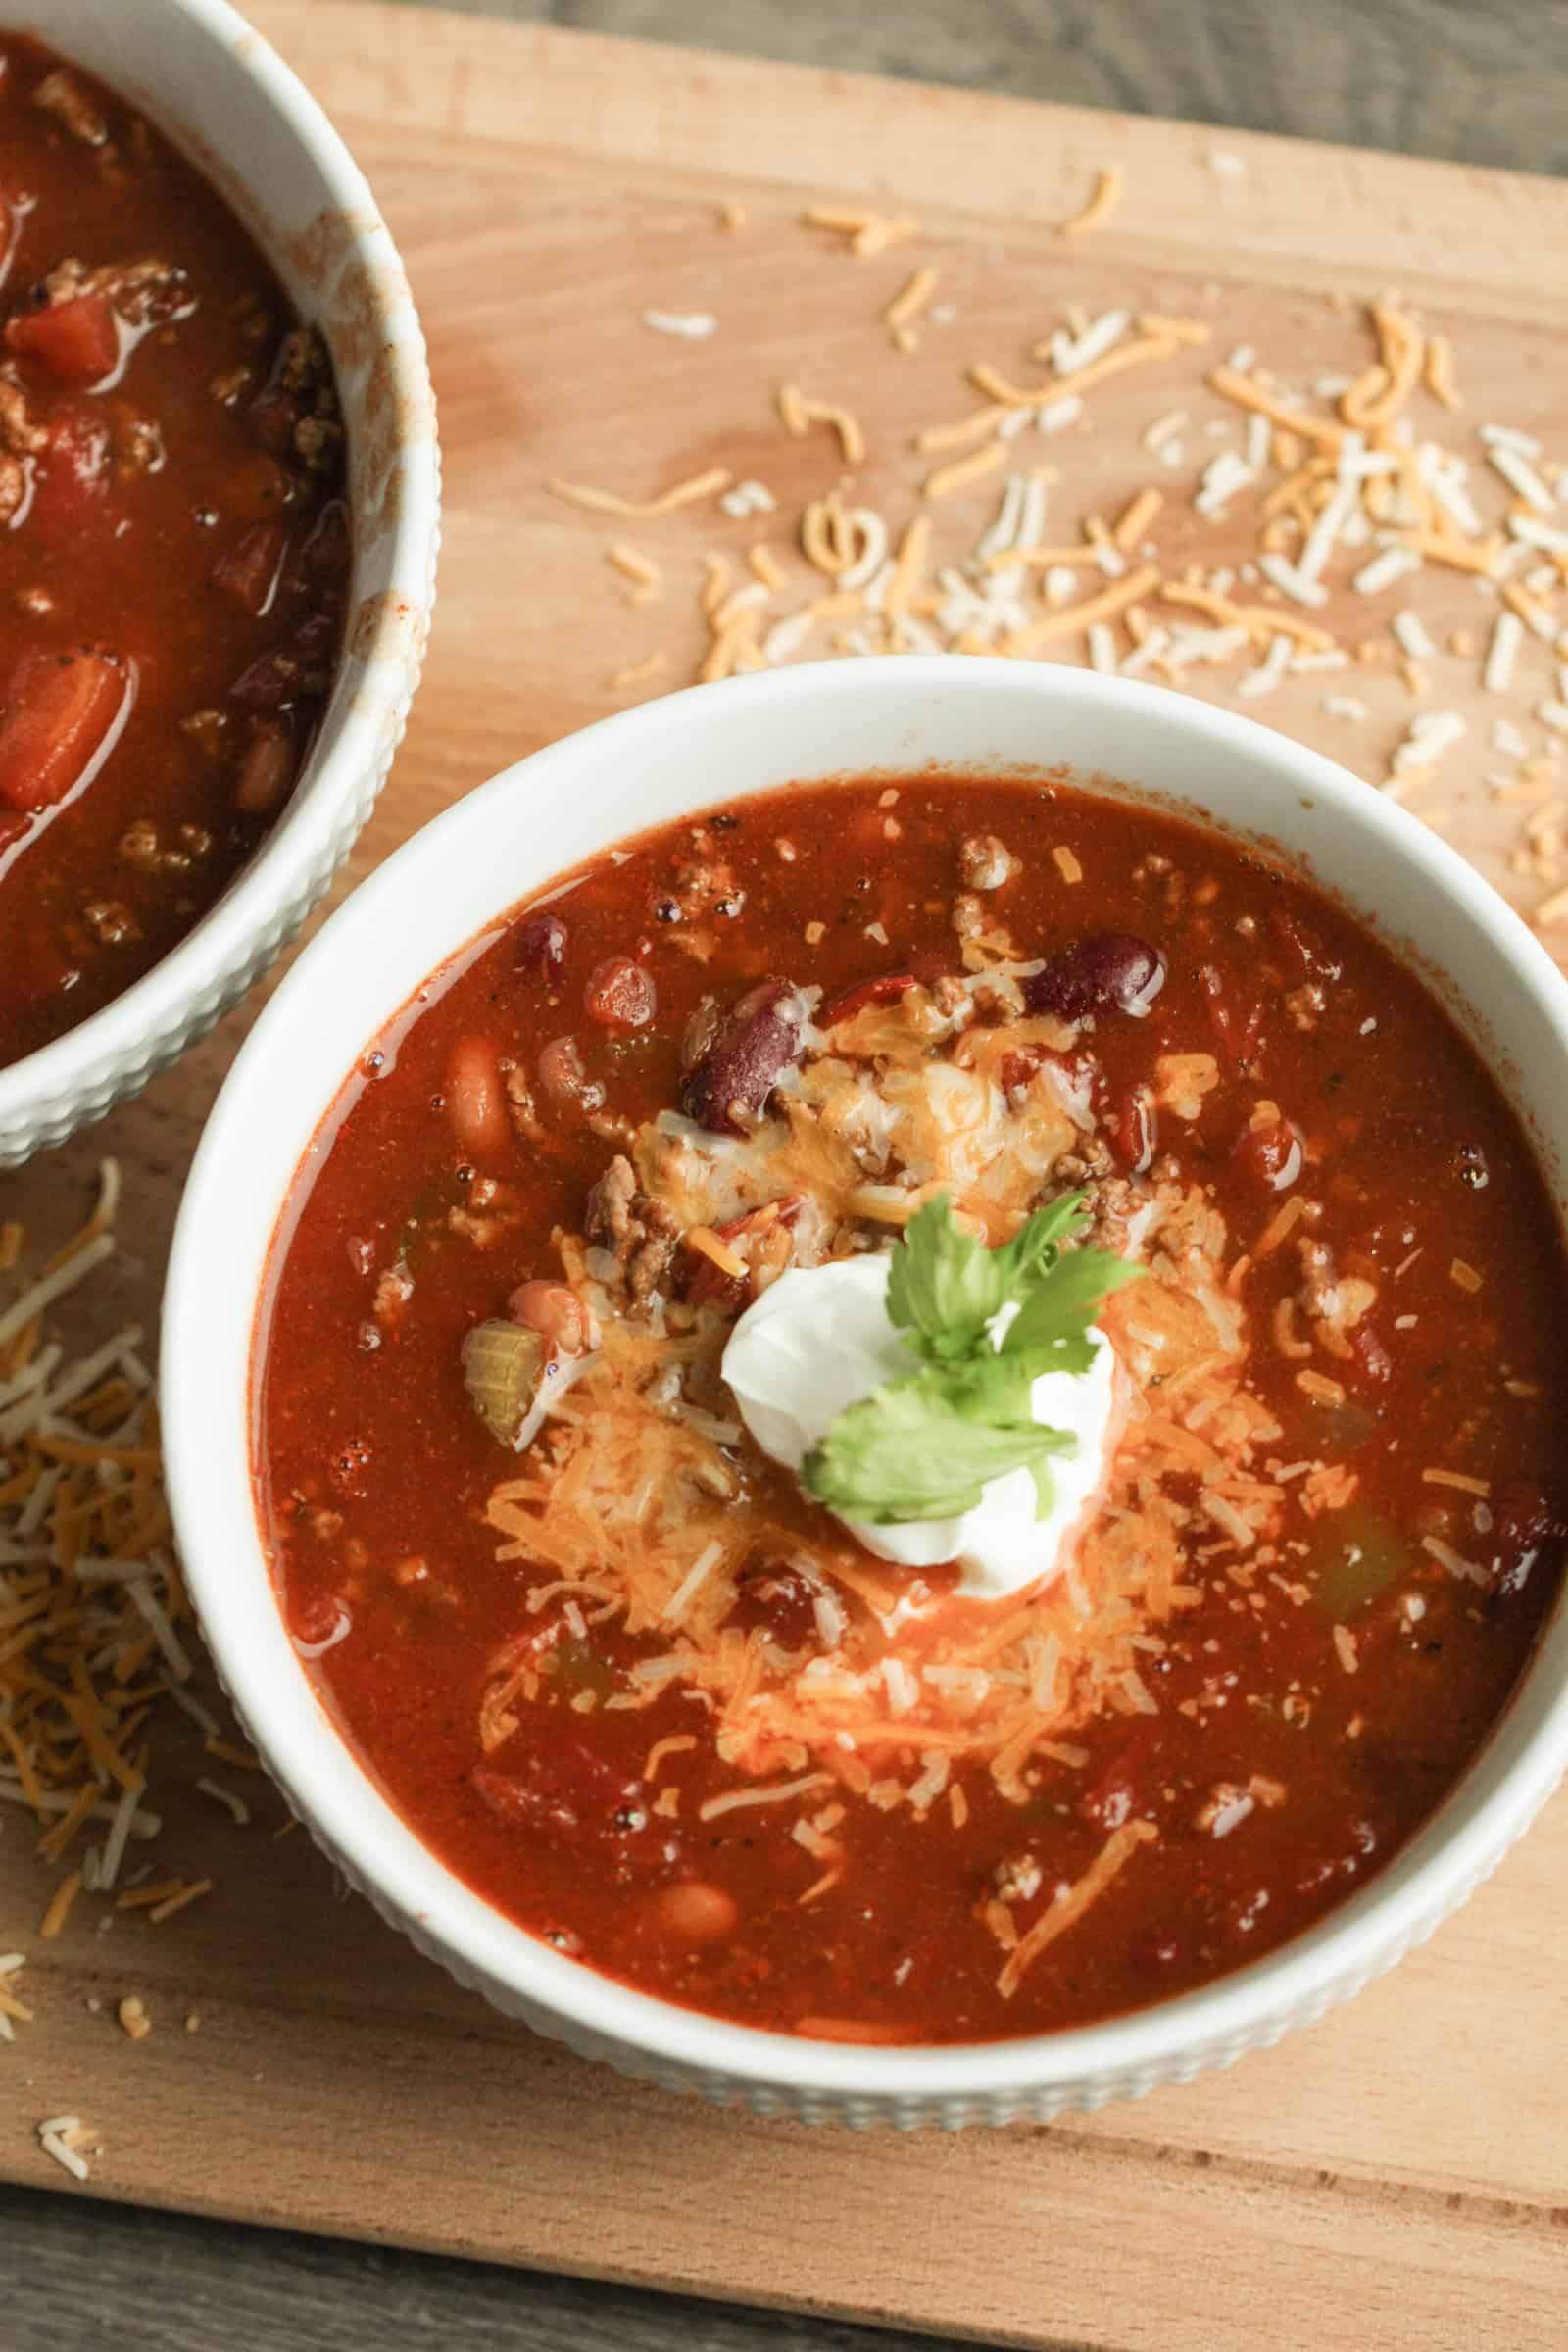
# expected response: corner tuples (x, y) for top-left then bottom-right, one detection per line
(802, 1367), (1075, 1524)
(799, 1190), (1142, 1528)
(885, 1194), (1004, 1360)
(887, 1189), (1092, 1361)
(1000, 1241), (1143, 1364)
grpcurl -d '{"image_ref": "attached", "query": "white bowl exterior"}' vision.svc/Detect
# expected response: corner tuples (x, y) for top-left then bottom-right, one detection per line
(164, 660), (1568, 2126)
(0, 0), (439, 1165)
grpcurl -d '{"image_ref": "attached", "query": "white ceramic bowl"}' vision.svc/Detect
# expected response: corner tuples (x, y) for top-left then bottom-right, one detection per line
(164, 660), (1568, 2128)
(0, 0), (439, 1167)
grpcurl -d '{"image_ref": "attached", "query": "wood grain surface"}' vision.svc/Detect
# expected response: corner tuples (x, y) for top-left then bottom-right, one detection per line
(6, 6), (1568, 2350)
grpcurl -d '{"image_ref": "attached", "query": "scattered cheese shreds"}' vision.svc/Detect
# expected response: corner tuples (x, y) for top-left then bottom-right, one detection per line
(641, 309), (717, 341)
(549, 467), (732, 519)
(541, 251), (1568, 938)
(0, 1169), (260, 1982)
(1059, 166), (1125, 239)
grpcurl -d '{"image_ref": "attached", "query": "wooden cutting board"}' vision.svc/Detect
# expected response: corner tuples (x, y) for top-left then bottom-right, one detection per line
(6, 7), (1568, 2344)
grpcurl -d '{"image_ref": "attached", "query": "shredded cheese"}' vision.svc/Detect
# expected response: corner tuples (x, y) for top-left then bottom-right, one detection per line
(549, 467), (732, 519)
(1058, 167), (1125, 239)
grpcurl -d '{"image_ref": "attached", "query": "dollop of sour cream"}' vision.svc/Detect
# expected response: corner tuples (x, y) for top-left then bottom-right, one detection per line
(722, 1254), (1119, 1602)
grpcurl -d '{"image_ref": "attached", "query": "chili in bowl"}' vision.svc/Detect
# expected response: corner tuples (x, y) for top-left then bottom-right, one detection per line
(0, 0), (439, 1165)
(163, 660), (1568, 2126)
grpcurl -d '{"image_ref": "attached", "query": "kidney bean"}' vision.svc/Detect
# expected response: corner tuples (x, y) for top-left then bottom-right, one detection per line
(584, 955), (656, 1029)
(537, 1034), (603, 1110)
(681, 977), (805, 1134)
(517, 912), (567, 979)
(1023, 934), (1165, 1022)
(1233, 1114), (1303, 1193)
(444, 1034), (512, 1166)
(650, 1880), (738, 1946)
(1108, 1085), (1157, 1174)
(820, 972), (916, 1026)
(1486, 1481), (1568, 1602)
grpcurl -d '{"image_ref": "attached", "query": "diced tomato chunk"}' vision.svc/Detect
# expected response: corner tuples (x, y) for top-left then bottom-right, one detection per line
(5, 292), (119, 384)
(0, 649), (132, 814)
(212, 520), (289, 616)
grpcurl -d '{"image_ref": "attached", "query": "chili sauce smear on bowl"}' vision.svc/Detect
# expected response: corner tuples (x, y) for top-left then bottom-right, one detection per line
(0, 35), (349, 1069)
(252, 778), (1568, 2046)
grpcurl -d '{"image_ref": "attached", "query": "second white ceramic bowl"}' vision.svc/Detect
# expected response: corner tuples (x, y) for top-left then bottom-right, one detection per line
(0, 0), (439, 1166)
(164, 659), (1568, 2127)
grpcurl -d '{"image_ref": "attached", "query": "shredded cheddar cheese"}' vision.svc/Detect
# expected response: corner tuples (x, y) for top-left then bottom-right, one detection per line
(0, 1168), (251, 1997)
(1058, 166), (1125, 239)
(549, 467), (732, 519)
(804, 203), (920, 260)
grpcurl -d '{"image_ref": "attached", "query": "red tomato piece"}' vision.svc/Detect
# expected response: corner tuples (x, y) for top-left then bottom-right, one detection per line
(5, 292), (119, 384)
(212, 519), (289, 617)
(0, 649), (132, 814)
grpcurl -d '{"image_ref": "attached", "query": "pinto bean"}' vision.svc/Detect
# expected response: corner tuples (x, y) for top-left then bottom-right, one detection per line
(651, 1880), (739, 1946)
(231, 719), (299, 815)
(444, 1034), (512, 1166)
(507, 1279), (594, 1356)
(584, 955), (656, 1028)
(537, 1034), (603, 1110)
(681, 976), (805, 1135)
(1023, 934), (1166, 1023)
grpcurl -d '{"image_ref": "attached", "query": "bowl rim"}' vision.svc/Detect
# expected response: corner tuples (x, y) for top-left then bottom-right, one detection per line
(164, 657), (1568, 2105)
(0, 0), (439, 1135)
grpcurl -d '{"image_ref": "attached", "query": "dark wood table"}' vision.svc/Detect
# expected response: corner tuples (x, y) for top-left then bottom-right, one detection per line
(7, 3), (1564, 2346)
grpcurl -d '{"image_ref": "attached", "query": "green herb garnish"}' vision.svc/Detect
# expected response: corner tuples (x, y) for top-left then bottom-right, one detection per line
(802, 1192), (1140, 1525)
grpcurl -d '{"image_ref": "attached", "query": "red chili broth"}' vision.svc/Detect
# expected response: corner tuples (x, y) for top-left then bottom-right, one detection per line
(254, 776), (1568, 2043)
(0, 34), (348, 1067)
